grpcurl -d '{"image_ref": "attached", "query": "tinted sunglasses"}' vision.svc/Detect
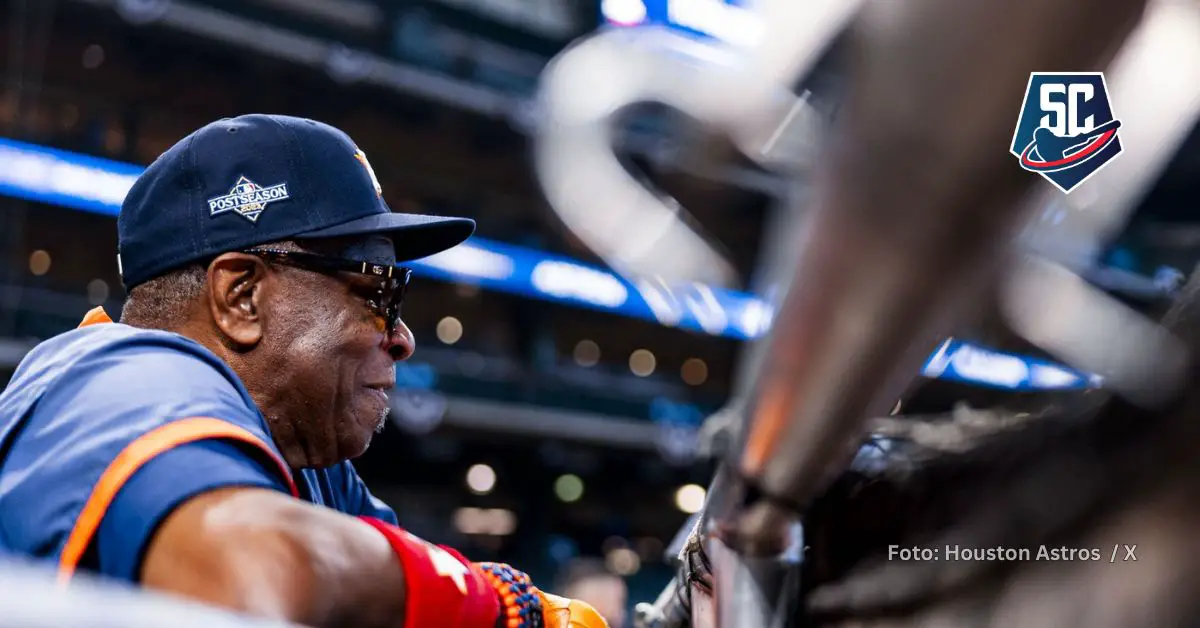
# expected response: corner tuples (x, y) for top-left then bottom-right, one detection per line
(245, 248), (412, 332)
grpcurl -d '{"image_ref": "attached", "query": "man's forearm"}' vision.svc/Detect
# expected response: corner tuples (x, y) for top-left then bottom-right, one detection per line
(139, 487), (605, 628)
(142, 488), (411, 627)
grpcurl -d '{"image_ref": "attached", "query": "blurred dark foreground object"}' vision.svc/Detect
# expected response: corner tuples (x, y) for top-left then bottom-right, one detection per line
(670, 264), (1200, 627)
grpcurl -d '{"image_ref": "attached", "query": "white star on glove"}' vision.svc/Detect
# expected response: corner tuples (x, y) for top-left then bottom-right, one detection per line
(423, 538), (469, 595)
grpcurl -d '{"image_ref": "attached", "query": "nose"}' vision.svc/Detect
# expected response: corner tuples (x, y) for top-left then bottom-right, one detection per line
(384, 318), (415, 361)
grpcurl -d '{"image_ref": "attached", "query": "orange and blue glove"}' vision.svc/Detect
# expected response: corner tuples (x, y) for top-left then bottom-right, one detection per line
(536, 590), (609, 628)
(476, 562), (609, 628)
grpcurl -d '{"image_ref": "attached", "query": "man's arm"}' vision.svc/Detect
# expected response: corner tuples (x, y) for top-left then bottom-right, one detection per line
(141, 482), (607, 628)
(141, 486), (408, 627)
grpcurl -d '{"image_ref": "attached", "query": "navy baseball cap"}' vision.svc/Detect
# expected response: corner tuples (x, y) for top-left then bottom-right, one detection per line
(117, 113), (475, 289)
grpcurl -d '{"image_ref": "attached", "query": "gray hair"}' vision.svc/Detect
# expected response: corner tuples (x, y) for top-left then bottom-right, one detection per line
(119, 240), (304, 330)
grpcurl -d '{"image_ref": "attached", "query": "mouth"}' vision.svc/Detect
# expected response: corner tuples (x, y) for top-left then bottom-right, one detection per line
(364, 384), (392, 404)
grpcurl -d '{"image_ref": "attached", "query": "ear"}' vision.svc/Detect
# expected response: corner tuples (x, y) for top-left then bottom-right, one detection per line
(206, 252), (268, 349)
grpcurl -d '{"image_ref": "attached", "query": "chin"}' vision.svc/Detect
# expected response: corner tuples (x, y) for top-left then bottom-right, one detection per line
(340, 413), (385, 460)
(337, 433), (373, 462)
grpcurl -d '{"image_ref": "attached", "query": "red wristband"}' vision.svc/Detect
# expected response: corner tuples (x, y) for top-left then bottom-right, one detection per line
(359, 516), (500, 628)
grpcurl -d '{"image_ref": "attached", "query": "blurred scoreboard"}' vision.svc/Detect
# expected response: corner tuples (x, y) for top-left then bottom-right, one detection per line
(600, 0), (758, 45)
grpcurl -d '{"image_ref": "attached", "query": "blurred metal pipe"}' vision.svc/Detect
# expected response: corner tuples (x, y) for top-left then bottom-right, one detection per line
(709, 537), (775, 628)
(532, 0), (859, 292)
(701, 0), (1157, 620)
(534, 27), (743, 288)
(704, 465), (802, 628)
(730, 0), (1151, 529)
(612, 130), (792, 198)
(710, 0), (862, 169)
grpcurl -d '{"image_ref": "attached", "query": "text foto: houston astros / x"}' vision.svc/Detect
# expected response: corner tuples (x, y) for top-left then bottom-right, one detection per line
(888, 544), (1139, 563)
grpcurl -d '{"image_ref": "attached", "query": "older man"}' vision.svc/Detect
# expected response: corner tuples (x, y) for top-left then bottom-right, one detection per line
(0, 114), (604, 628)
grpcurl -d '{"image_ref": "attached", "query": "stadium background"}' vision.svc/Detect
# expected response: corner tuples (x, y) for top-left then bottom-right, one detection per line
(0, 0), (1196, 625)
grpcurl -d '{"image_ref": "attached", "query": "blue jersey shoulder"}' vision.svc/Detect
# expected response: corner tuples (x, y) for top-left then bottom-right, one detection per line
(0, 322), (280, 567)
(1, 321), (272, 453)
(0, 320), (396, 579)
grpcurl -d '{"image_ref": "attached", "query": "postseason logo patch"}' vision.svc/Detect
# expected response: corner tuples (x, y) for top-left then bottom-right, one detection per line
(1010, 72), (1123, 194)
(208, 176), (290, 223)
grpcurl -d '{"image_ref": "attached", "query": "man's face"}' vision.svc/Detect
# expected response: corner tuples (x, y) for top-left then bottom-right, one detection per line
(258, 235), (413, 466)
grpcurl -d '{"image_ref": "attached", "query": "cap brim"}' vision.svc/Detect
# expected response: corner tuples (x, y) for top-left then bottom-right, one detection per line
(295, 213), (476, 263)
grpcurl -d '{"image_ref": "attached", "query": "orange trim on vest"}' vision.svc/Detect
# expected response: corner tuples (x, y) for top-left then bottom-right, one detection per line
(78, 307), (114, 328)
(56, 417), (298, 585)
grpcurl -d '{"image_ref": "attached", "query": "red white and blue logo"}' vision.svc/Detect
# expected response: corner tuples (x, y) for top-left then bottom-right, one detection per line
(1010, 72), (1123, 194)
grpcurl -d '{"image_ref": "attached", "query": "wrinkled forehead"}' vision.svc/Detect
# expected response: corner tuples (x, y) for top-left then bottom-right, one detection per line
(299, 235), (396, 266)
